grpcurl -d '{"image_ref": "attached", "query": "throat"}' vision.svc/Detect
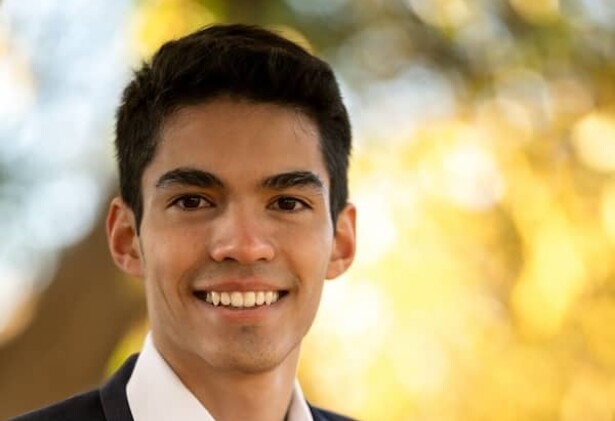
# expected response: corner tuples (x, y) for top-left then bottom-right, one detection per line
(183, 364), (298, 421)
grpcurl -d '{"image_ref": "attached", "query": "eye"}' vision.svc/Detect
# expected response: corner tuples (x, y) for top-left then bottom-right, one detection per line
(171, 195), (212, 210)
(270, 196), (310, 212)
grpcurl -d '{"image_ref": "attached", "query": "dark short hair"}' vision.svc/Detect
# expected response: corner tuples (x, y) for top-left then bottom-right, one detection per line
(115, 24), (351, 232)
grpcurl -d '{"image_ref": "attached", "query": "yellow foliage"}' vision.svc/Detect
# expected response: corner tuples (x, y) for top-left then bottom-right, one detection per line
(509, 0), (560, 23)
(572, 111), (615, 173)
(132, 0), (216, 59)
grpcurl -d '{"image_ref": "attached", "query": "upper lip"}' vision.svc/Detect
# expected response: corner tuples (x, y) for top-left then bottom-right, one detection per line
(192, 279), (288, 292)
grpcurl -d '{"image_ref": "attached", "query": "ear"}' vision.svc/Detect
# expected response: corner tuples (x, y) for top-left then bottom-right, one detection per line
(326, 203), (356, 280)
(106, 196), (144, 277)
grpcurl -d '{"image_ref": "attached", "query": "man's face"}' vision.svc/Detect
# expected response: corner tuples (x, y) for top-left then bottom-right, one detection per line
(109, 98), (355, 375)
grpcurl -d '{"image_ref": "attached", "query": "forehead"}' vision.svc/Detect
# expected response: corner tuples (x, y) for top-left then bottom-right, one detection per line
(142, 99), (328, 188)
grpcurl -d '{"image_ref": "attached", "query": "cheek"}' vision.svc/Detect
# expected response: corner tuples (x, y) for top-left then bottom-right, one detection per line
(283, 224), (333, 282)
(140, 224), (207, 287)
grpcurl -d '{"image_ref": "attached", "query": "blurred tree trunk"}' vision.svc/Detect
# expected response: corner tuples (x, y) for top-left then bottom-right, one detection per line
(0, 202), (146, 419)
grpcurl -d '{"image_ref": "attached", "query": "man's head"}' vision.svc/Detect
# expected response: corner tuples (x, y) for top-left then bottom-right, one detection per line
(106, 24), (356, 377)
(115, 24), (351, 232)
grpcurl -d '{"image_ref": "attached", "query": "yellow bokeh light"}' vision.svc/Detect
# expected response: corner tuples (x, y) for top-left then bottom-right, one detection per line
(476, 98), (534, 146)
(352, 185), (398, 266)
(509, 0), (560, 23)
(600, 180), (615, 244)
(560, 366), (615, 421)
(406, 0), (473, 30)
(493, 68), (552, 131)
(414, 120), (504, 211)
(511, 212), (587, 337)
(579, 297), (615, 368)
(548, 77), (594, 122)
(131, 0), (215, 59)
(572, 111), (615, 173)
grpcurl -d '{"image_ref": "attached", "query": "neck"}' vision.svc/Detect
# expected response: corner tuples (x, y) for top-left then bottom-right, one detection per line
(157, 343), (301, 421)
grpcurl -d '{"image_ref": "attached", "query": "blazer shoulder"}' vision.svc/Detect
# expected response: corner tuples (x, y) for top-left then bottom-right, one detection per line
(8, 389), (105, 421)
(310, 404), (361, 421)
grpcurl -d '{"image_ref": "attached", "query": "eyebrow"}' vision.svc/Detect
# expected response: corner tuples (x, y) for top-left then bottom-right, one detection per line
(155, 167), (324, 193)
(261, 171), (324, 192)
(156, 167), (224, 189)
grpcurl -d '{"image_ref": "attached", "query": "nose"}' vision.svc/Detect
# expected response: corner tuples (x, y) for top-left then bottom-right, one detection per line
(208, 204), (275, 264)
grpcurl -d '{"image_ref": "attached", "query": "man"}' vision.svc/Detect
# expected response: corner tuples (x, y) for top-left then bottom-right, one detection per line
(12, 24), (356, 421)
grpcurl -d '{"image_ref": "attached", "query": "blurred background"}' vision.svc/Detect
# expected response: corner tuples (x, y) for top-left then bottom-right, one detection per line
(1, 0), (615, 419)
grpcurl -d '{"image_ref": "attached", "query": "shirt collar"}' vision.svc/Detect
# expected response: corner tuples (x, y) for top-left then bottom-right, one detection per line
(126, 333), (313, 421)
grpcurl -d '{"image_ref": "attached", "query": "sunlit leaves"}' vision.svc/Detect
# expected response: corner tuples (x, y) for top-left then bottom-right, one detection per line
(572, 111), (615, 173)
(132, 0), (216, 58)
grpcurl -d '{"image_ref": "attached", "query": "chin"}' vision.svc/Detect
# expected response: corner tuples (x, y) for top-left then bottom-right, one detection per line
(203, 337), (299, 375)
(197, 344), (281, 374)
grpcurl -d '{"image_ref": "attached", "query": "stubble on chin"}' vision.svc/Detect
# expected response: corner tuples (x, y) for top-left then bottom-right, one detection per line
(202, 326), (301, 375)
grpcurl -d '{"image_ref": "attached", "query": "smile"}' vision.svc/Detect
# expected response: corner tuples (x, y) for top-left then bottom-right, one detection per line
(193, 290), (287, 309)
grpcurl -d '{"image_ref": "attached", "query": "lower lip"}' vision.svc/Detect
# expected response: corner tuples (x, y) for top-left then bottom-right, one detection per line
(194, 294), (286, 322)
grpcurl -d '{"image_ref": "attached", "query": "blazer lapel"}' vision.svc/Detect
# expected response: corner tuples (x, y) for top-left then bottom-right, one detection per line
(99, 354), (139, 421)
(308, 403), (330, 421)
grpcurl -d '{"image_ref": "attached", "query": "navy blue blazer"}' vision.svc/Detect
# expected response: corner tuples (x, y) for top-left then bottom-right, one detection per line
(10, 354), (357, 421)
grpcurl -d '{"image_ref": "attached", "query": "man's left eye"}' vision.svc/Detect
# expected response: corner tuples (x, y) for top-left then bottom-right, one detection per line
(270, 197), (309, 212)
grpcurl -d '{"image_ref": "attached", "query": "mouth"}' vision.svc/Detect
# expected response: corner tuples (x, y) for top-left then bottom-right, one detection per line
(193, 290), (289, 309)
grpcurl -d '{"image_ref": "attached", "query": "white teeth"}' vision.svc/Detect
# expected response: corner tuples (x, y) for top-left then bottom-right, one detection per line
(244, 291), (256, 307)
(263, 292), (279, 304)
(203, 290), (282, 308)
(231, 292), (243, 307)
(221, 292), (231, 306)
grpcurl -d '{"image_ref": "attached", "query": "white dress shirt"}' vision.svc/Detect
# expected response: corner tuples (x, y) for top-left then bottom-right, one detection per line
(126, 333), (313, 421)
